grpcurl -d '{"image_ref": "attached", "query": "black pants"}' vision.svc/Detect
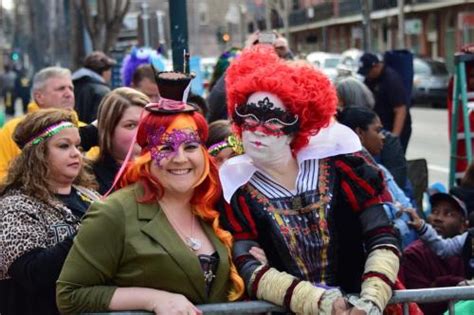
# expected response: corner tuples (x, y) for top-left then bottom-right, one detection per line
(400, 123), (412, 154)
(3, 89), (15, 115)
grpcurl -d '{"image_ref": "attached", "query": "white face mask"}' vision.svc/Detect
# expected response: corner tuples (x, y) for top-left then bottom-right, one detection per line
(241, 92), (294, 167)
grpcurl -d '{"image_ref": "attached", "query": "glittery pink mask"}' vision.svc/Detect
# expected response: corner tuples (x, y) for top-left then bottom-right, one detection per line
(147, 126), (201, 166)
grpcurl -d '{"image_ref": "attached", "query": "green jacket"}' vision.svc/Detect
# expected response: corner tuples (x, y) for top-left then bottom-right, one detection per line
(56, 183), (232, 314)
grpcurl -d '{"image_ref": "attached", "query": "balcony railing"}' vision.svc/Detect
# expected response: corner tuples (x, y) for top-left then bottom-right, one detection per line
(289, 8), (307, 26)
(372, 0), (398, 11)
(289, 2), (333, 27)
(289, 0), (452, 28)
(338, 1), (362, 17)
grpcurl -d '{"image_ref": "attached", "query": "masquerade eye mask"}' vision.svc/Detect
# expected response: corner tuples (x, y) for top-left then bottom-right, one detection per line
(233, 97), (299, 136)
(147, 127), (201, 166)
(145, 115), (202, 166)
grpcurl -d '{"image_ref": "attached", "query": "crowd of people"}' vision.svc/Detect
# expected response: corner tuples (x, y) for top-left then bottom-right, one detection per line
(0, 33), (473, 315)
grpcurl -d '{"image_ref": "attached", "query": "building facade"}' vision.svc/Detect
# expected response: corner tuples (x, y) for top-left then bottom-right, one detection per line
(286, 0), (474, 71)
(130, 0), (245, 58)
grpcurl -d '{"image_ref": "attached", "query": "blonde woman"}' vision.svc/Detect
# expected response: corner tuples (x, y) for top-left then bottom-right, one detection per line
(93, 87), (149, 194)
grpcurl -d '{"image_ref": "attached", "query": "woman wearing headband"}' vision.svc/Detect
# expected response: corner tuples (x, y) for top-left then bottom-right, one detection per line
(219, 45), (400, 314)
(206, 119), (243, 168)
(0, 109), (99, 315)
(57, 72), (244, 314)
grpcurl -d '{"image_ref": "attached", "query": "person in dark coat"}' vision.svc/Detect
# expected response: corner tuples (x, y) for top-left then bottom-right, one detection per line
(14, 68), (31, 114)
(1, 65), (17, 116)
(73, 51), (116, 123)
(358, 52), (412, 153)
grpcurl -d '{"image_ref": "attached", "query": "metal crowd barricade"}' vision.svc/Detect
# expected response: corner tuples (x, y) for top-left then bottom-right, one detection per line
(82, 286), (474, 315)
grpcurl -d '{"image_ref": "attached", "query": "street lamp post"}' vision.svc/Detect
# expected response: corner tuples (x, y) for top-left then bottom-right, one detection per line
(361, 0), (372, 51)
(398, 0), (405, 49)
(265, 0), (272, 30)
(169, 0), (189, 72)
(141, 3), (150, 47)
(239, 4), (247, 48)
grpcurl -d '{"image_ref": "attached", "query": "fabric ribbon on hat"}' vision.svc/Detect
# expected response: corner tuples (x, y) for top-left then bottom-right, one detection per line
(146, 97), (188, 111)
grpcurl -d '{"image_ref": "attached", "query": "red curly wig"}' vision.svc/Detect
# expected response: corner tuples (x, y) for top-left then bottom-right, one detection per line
(226, 45), (338, 154)
(118, 111), (244, 301)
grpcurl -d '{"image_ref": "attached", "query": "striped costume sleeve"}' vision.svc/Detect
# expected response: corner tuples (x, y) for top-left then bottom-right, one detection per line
(336, 153), (401, 311)
(217, 194), (261, 287)
(218, 192), (259, 241)
(335, 153), (400, 251)
(335, 152), (385, 212)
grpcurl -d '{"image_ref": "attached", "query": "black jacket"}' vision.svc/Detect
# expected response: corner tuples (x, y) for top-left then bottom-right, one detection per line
(379, 130), (407, 188)
(0, 239), (74, 315)
(72, 68), (110, 124)
(92, 153), (120, 195)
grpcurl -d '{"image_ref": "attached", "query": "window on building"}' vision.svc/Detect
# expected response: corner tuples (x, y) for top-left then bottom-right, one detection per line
(292, 0), (300, 10)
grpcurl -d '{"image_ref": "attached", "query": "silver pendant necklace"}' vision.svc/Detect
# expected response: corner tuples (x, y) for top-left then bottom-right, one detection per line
(160, 202), (202, 251)
(186, 237), (202, 251)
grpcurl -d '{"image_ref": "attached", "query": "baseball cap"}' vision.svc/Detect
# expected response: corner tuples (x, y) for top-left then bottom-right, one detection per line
(83, 51), (116, 72)
(429, 192), (468, 218)
(358, 52), (380, 76)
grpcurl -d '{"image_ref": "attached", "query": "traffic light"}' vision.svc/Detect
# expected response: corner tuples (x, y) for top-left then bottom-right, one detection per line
(10, 51), (20, 62)
(216, 27), (230, 44)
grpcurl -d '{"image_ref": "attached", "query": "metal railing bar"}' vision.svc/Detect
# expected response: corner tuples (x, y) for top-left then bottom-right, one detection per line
(389, 286), (474, 304)
(198, 301), (285, 314)
(402, 302), (409, 315)
(448, 300), (455, 315)
(82, 286), (474, 314)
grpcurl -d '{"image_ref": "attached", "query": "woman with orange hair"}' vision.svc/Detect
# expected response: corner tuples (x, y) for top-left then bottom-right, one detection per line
(56, 72), (243, 314)
(218, 45), (401, 314)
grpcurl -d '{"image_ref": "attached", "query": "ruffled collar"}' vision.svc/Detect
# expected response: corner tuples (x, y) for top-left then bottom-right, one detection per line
(219, 121), (361, 202)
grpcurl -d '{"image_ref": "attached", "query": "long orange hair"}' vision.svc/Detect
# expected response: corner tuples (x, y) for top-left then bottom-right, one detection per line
(119, 110), (244, 300)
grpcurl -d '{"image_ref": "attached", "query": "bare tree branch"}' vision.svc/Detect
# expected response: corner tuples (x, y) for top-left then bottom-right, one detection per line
(113, 0), (121, 23)
(118, 0), (130, 22)
(74, 0), (130, 53)
(104, 0), (130, 53)
(79, 0), (94, 35)
(103, 0), (110, 25)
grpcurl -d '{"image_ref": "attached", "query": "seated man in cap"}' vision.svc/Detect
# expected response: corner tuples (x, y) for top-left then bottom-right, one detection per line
(400, 192), (468, 314)
(72, 51), (116, 123)
(358, 52), (411, 153)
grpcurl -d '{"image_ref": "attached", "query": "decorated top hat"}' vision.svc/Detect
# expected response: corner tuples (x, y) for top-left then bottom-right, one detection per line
(147, 67), (197, 114)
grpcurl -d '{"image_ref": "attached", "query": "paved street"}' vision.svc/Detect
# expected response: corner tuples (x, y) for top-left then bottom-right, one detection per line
(407, 107), (450, 187)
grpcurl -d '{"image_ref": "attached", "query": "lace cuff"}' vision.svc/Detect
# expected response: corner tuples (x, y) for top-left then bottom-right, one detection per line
(347, 296), (382, 315)
(319, 288), (343, 314)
